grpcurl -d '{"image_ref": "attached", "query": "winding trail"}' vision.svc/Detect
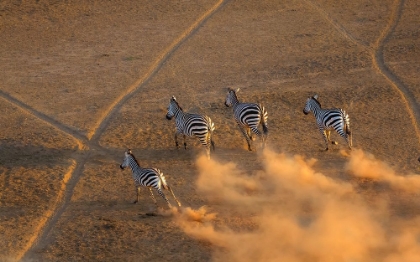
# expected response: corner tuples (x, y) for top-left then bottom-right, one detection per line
(89, 0), (227, 143)
(301, 0), (370, 49)
(18, 0), (228, 261)
(304, 0), (420, 144)
(371, 0), (420, 144)
(14, 160), (77, 262)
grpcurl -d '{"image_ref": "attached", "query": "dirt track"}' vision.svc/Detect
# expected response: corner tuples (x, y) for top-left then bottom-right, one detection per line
(1, 0), (419, 261)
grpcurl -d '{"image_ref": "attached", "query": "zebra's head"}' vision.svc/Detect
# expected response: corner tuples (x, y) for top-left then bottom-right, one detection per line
(303, 94), (321, 115)
(166, 96), (182, 120)
(120, 149), (134, 170)
(225, 87), (240, 107)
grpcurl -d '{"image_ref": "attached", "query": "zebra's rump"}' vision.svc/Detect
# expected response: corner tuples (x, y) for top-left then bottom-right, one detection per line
(135, 168), (161, 188)
(180, 114), (213, 136)
(234, 103), (263, 126)
(321, 110), (343, 126)
(153, 168), (169, 189)
(320, 109), (350, 134)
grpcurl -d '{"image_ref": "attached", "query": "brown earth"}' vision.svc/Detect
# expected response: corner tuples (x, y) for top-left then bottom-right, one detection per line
(0, 0), (419, 261)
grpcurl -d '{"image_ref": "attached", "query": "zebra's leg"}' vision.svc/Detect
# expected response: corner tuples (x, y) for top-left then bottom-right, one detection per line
(321, 129), (329, 151)
(261, 125), (267, 149)
(183, 134), (187, 150)
(174, 132), (180, 149)
(327, 130), (338, 145)
(167, 186), (182, 207)
(237, 123), (253, 151)
(199, 135), (211, 159)
(247, 127), (255, 141)
(156, 188), (172, 208)
(345, 135), (352, 150)
(148, 187), (158, 207)
(250, 126), (265, 149)
(208, 131), (215, 151)
(341, 131), (352, 150)
(134, 186), (141, 204)
(347, 133), (352, 150)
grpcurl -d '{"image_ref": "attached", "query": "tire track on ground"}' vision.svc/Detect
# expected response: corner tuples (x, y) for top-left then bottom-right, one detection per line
(372, 0), (420, 144)
(19, 1), (228, 260)
(89, 0), (228, 144)
(301, 0), (371, 49)
(16, 159), (78, 262)
(0, 90), (88, 151)
(304, 0), (420, 144)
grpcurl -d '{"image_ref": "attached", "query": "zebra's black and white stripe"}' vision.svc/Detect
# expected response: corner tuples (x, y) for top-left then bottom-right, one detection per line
(303, 94), (352, 150)
(166, 96), (215, 159)
(225, 88), (268, 151)
(120, 149), (181, 208)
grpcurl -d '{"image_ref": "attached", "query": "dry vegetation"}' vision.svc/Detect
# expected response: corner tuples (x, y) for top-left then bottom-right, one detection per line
(0, 0), (419, 261)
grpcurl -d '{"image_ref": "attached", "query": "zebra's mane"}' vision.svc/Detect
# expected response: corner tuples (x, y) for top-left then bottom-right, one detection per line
(311, 96), (322, 108)
(171, 97), (183, 111)
(127, 151), (141, 167)
(228, 88), (239, 100)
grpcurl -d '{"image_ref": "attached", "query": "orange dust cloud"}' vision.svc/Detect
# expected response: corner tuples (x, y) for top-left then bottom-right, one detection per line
(174, 149), (420, 262)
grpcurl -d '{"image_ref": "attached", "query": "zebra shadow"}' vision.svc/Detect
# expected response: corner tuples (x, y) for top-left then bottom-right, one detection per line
(0, 139), (76, 168)
(0, 139), (77, 204)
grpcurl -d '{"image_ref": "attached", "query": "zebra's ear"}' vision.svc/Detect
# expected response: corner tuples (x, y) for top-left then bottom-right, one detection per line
(171, 95), (176, 101)
(313, 94), (319, 100)
(127, 149), (132, 154)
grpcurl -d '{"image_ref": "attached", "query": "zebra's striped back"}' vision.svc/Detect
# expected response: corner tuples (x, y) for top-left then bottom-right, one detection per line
(120, 151), (166, 190)
(225, 88), (268, 151)
(303, 94), (352, 150)
(120, 149), (181, 208)
(166, 96), (215, 158)
(176, 112), (214, 137)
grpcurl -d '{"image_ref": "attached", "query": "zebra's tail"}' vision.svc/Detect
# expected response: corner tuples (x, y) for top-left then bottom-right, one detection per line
(157, 169), (169, 190)
(208, 117), (216, 151)
(261, 105), (268, 136)
(343, 111), (352, 147)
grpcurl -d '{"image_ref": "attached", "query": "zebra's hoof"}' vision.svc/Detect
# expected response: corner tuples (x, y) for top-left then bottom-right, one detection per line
(133, 200), (138, 204)
(331, 141), (338, 145)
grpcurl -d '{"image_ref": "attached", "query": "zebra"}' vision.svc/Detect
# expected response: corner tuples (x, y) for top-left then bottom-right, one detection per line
(166, 96), (215, 159)
(120, 149), (181, 208)
(224, 87), (268, 151)
(303, 94), (352, 151)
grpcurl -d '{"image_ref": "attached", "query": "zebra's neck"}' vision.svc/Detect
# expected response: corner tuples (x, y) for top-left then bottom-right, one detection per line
(128, 156), (142, 174)
(172, 104), (185, 119)
(231, 94), (240, 108)
(310, 102), (321, 116)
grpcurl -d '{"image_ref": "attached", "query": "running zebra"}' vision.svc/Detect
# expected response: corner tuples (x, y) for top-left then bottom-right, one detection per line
(303, 94), (352, 151)
(120, 149), (181, 208)
(166, 96), (215, 159)
(225, 88), (268, 151)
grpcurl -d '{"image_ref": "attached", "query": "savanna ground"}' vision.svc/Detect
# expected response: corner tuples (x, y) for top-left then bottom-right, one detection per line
(0, 0), (420, 261)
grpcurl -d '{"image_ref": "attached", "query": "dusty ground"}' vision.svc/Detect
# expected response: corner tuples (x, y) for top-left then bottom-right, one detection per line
(0, 0), (419, 261)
